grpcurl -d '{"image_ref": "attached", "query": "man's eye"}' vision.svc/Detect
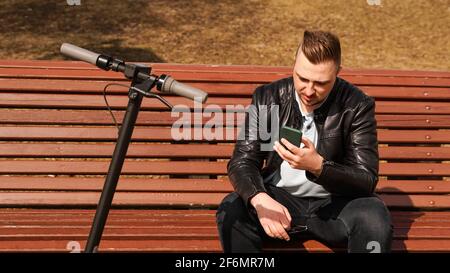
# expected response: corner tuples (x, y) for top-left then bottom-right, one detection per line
(299, 77), (308, 83)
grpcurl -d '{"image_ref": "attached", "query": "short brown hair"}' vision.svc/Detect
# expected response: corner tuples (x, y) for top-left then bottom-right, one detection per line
(297, 30), (341, 67)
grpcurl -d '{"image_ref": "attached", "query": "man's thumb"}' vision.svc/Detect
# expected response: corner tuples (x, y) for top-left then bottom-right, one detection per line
(301, 136), (313, 148)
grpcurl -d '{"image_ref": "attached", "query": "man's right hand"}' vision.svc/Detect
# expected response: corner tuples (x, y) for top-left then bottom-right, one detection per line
(250, 192), (292, 241)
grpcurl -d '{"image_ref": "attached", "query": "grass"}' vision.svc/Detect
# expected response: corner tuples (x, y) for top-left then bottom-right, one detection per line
(0, 0), (449, 71)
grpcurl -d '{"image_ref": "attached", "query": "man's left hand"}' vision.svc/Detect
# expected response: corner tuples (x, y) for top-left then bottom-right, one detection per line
(273, 137), (324, 177)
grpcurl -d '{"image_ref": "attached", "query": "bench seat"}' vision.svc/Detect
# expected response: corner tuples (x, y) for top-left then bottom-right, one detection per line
(0, 60), (449, 252)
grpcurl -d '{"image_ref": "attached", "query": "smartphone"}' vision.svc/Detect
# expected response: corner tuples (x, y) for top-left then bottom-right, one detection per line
(280, 126), (302, 150)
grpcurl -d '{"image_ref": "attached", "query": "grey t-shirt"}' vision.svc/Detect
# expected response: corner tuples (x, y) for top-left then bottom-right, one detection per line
(272, 92), (330, 198)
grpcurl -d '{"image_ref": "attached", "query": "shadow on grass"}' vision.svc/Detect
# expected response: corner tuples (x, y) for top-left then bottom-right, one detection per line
(0, 0), (165, 62)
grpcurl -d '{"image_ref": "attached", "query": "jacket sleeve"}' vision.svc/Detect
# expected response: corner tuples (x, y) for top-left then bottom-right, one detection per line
(306, 97), (379, 197)
(227, 88), (269, 206)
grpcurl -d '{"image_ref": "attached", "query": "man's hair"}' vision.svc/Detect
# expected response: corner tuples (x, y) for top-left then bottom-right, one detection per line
(297, 30), (341, 67)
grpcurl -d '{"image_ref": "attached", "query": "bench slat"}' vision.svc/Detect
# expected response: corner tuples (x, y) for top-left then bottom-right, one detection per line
(2, 143), (450, 160)
(2, 61), (450, 78)
(2, 238), (450, 252)
(0, 191), (448, 208)
(1, 208), (449, 218)
(0, 177), (234, 192)
(1, 93), (450, 114)
(1, 126), (450, 144)
(0, 160), (449, 176)
(1, 227), (450, 240)
(0, 160), (229, 175)
(0, 177), (449, 194)
(1, 79), (449, 100)
(1, 109), (450, 128)
(1, 67), (450, 87)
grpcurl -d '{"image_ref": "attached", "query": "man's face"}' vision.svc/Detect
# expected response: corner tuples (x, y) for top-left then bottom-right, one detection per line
(293, 51), (340, 111)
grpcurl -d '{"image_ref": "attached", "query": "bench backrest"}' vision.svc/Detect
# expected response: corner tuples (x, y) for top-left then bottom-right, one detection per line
(0, 60), (449, 210)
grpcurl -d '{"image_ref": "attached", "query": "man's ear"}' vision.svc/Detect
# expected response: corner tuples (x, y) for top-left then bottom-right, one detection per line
(337, 66), (342, 75)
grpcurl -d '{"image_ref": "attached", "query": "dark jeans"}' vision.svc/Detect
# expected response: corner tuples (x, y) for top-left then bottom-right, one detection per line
(216, 184), (393, 253)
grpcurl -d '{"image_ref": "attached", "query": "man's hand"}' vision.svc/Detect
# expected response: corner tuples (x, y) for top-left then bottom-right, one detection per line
(273, 136), (324, 177)
(250, 192), (292, 241)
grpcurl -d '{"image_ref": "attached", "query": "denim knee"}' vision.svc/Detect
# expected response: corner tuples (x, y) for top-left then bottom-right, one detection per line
(216, 192), (243, 224)
(348, 198), (392, 233)
(339, 197), (393, 252)
(216, 192), (252, 236)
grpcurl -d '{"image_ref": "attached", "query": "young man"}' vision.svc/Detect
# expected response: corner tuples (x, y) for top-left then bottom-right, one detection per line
(216, 30), (393, 253)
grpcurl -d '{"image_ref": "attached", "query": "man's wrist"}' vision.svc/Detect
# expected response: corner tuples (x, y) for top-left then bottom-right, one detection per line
(311, 155), (324, 177)
(250, 192), (267, 208)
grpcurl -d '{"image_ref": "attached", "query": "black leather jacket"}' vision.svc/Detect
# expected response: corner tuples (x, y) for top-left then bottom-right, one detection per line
(227, 76), (379, 205)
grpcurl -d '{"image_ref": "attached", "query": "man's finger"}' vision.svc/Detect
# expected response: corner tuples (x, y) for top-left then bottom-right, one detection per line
(274, 140), (296, 162)
(301, 136), (313, 148)
(268, 223), (281, 239)
(280, 138), (299, 153)
(282, 206), (292, 227)
(269, 222), (288, 241)
(276, 224), (290, 241)
(262, 223), (275, 238)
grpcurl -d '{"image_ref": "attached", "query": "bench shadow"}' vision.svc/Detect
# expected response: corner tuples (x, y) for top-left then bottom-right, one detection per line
(376, 186), (423, 253)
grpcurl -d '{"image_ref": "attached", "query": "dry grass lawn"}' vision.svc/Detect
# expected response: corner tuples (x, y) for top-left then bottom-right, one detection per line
(0, 0), (449, 70)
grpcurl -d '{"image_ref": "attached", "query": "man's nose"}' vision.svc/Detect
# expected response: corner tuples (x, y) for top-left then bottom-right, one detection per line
(304, 82), (315, 96)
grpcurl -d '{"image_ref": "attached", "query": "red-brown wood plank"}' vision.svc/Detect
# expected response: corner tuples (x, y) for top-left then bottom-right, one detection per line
(2, 60), (449, 78)
(1, 209), (449, 225)
(0, 238), (222, 253)
(1, 93), (449, 114)
(1, 126), (450, 144)
(376, 115), (450, 128)
(378, 163), (450, 176)
(377, 180), (450, 194)
(0, 125), (236, 142)
(0, 191), (227, 207)
(0, 109), (244, 126)
(0, 160), (448, 176)
(0, 238), (448, 252)
(0, 191), (448, 208)
(0, 78), (259, 96)
(0, 208), (445, 217)
(1, 65), (450, 89)
(377, 130), (450, 144)
(0, 177), (234, 192)
(2, 226), (450, 241)
(2, 79), (449, 101)
(1, 109), (450, 128)
(0, 177), (449, 194)
(379, 194), (450, 209)
(375, 101), (450, 114)
(362, 86), (450, 100)
(0, 143), (235, 158)
(0, 93), (251, 110)
(0, 160), (229, 175)
(378, 146), (450, 160)
(1, 143), (449, 160)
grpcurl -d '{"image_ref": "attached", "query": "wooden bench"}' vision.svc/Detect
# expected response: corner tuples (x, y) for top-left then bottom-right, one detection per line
(0, 60), (449, 252)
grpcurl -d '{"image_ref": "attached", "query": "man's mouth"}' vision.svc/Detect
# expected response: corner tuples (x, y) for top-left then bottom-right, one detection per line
(302, 95), (315, 103)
